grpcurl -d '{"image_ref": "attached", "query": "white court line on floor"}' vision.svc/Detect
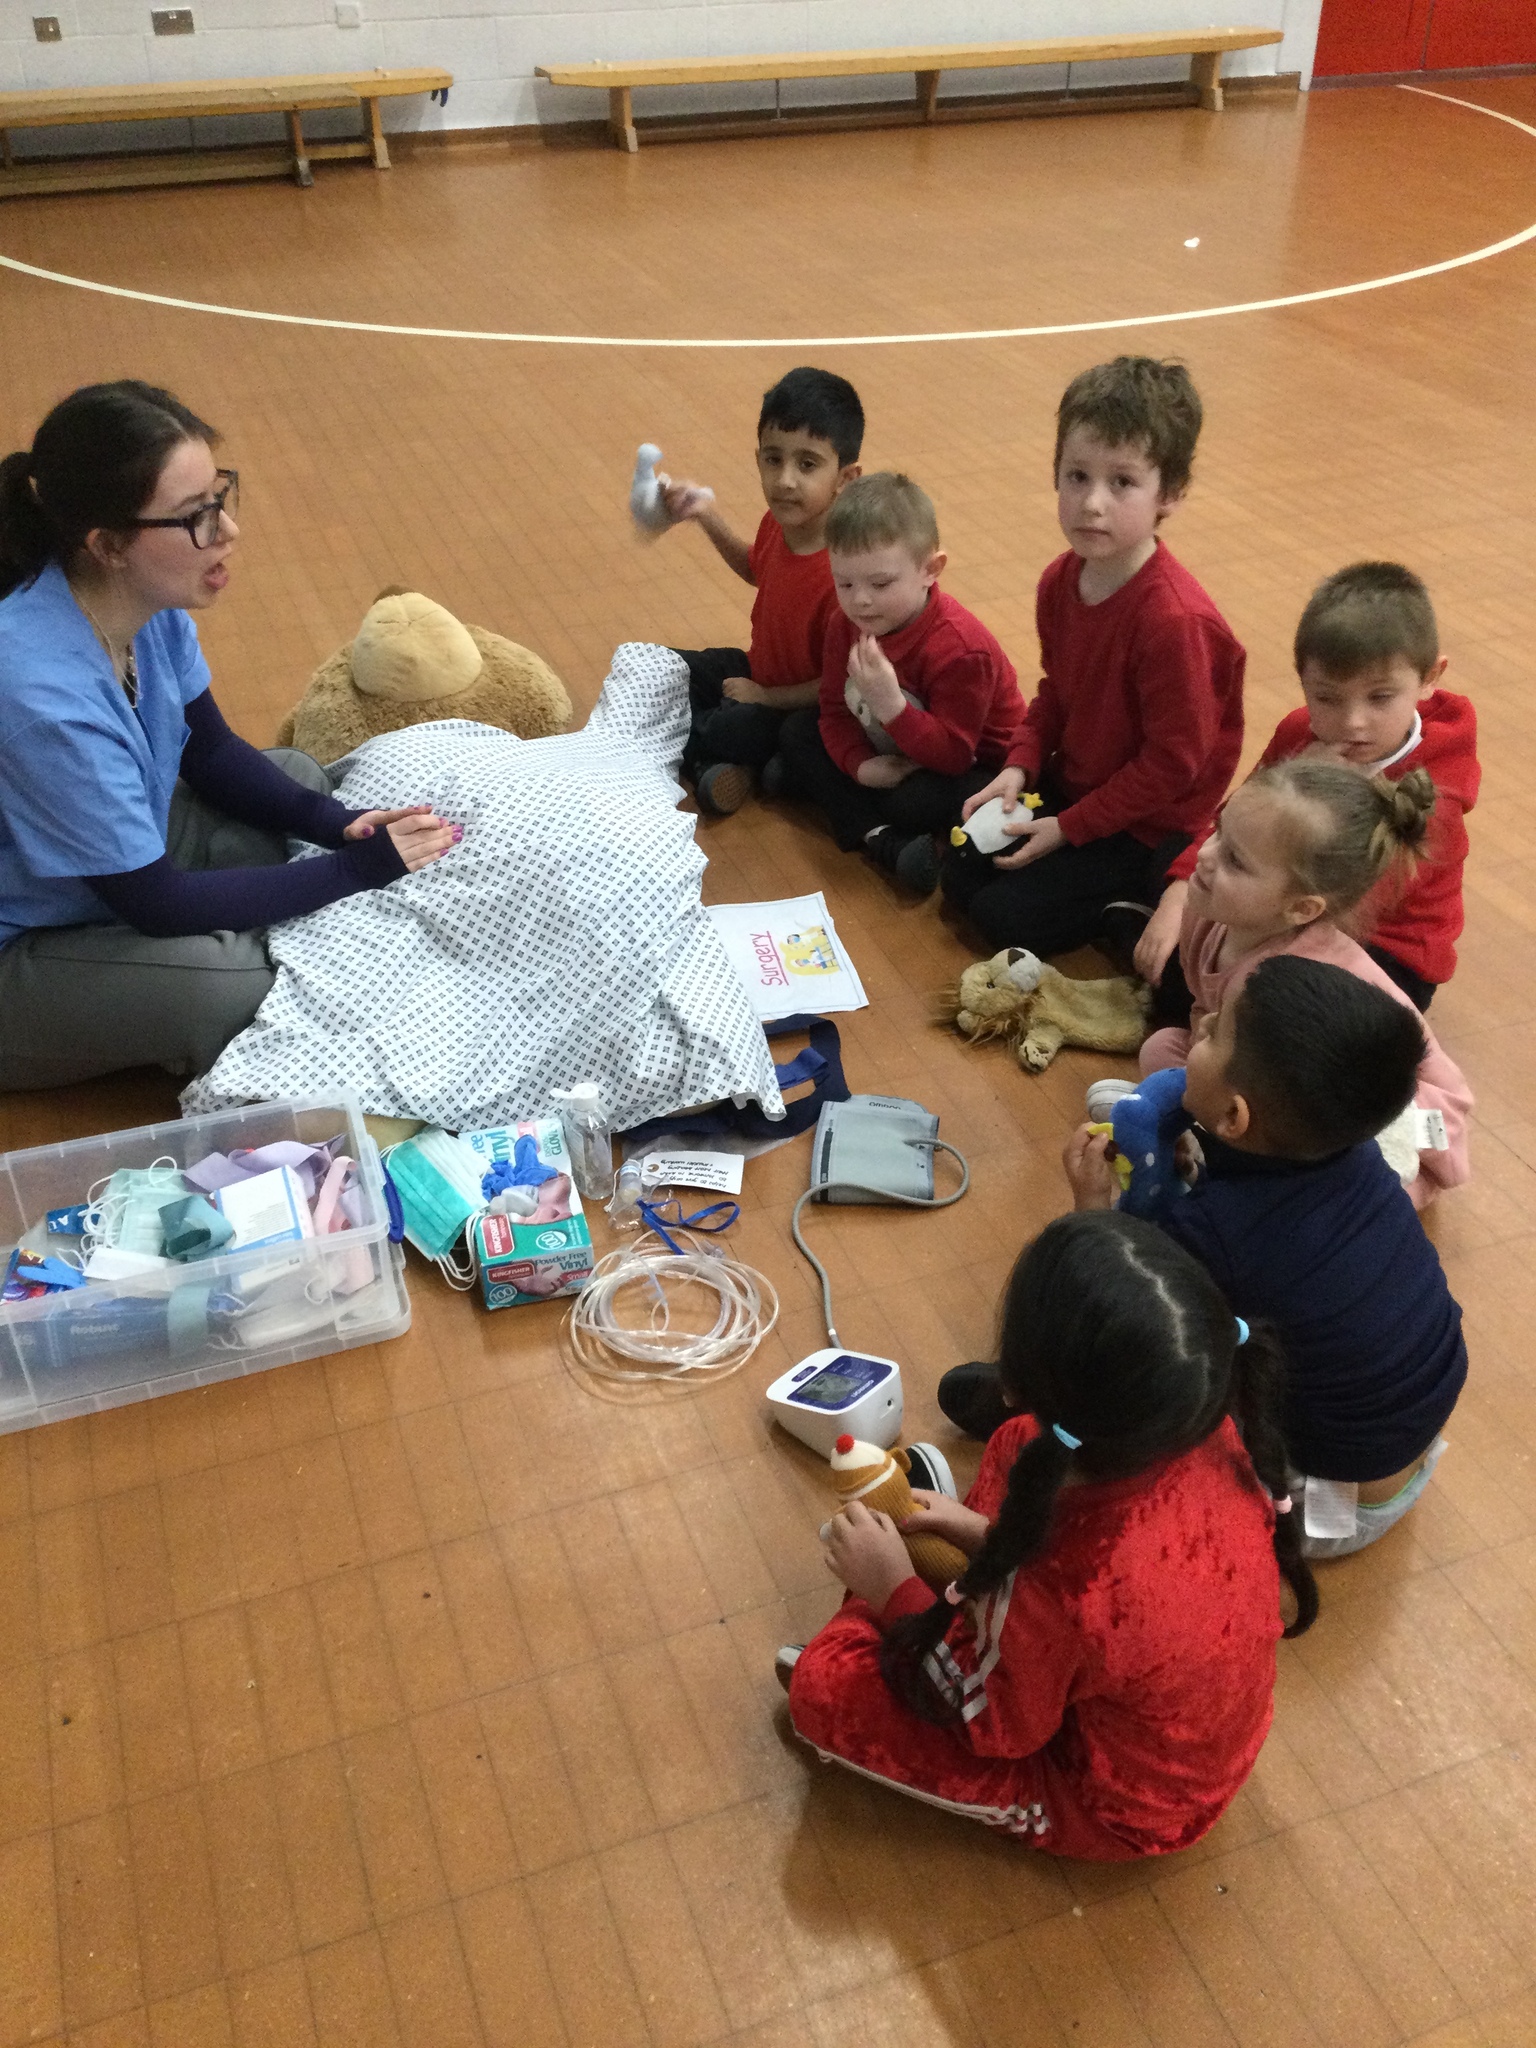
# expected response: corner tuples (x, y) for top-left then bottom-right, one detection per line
(0, 85), (1532, 348)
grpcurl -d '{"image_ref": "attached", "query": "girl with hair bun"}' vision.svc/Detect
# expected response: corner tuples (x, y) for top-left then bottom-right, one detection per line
(0, 380), (457, 1090)
(1130, 757), (1471, 1206)
(782, 1211), (1314, 1861)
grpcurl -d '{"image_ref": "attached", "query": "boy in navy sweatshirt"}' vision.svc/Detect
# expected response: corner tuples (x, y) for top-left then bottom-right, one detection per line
(947, 956), (1466, 1560)
(778, 472), (1023, 894)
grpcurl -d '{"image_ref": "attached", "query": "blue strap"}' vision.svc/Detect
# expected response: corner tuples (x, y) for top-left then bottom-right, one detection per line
(638, 1197), (741, 1255)
(619, 1013), (849, 1147)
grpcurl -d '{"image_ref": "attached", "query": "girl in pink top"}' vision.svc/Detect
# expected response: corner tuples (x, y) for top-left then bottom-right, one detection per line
(1140, 759), (1471, 1207)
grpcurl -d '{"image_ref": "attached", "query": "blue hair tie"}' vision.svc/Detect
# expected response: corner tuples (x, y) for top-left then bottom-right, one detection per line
(1234, 1317), (1251, 1346)
(1052, 1422), (1082, 1451)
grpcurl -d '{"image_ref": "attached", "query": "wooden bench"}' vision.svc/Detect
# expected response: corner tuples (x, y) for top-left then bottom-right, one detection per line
(0, 67), (451, 199)
(538, 31), (1286, 152)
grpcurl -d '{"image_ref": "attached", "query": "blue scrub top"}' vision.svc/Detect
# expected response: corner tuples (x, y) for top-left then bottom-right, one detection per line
(0, 560), (211, 947)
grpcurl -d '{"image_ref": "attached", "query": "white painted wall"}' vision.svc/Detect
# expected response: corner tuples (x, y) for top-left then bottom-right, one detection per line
(1, 0), (1325, 152)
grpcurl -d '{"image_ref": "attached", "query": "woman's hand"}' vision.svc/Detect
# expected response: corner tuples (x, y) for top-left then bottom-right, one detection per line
(345, 805), (460, 872)
(1134, 881), (1187, 984)
(901, 1489), (990, 1557)
(990, 812), (1066, 871)
(1063, 1124), (1120, 1211)
(822, 1501), (918, 1609)
(961, 764), (1025, 822)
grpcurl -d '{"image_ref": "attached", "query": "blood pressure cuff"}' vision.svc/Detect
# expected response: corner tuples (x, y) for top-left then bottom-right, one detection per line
(621, 1015), (848, 1148)
(810, 1095), (940, 1206)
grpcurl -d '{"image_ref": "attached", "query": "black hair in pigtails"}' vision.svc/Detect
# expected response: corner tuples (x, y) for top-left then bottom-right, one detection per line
(880, 1212), (1315, 1722)
(881, 1429), (1073, 1721)
(1227, 1323), (1318, 1635)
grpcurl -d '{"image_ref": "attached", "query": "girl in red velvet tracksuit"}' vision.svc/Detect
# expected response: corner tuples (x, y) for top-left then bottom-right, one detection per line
(783, 1212), (1317, 1861)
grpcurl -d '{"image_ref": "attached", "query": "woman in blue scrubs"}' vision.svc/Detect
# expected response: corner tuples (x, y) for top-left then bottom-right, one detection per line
(0, 380), (457, 1091)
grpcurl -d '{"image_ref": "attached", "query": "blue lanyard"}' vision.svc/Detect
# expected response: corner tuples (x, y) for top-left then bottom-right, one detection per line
(637, 1197), (740, 1256)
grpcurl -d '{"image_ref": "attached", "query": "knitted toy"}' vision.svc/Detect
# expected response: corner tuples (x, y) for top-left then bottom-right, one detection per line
(943, 948), (1151, 1073)
(1088, 1064), (1191, 1221)
(630, 443), (713, 536)
(277, 588), (571, 765)
(827, 1433), (971, 1590)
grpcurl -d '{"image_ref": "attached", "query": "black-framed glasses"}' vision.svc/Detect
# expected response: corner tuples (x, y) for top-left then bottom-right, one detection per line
(129, 468), (238, 549)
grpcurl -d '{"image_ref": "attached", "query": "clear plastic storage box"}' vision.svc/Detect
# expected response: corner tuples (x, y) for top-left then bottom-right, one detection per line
(0, 1094), (410, 1435)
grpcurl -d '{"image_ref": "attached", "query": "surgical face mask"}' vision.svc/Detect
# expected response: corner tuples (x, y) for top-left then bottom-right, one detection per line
(386, 1130), (485, 1262)
(87, 1161), (188, 1256)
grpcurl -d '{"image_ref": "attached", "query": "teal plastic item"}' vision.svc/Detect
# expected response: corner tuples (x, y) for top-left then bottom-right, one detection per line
(158, 1194), (236, 1264)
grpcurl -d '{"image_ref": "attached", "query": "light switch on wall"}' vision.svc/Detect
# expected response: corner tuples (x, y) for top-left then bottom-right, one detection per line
(151, 7), (194, 30)
(33, 16), (63, 38)
(335, 0), (362, 25)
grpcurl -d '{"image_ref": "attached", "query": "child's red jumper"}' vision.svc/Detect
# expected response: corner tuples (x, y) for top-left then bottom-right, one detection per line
(789, 1414), (1281, 1860)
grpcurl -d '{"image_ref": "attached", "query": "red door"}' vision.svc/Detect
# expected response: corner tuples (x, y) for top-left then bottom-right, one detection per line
(1313, 0), (1536, 76)
(1424, 0), (1536, 68)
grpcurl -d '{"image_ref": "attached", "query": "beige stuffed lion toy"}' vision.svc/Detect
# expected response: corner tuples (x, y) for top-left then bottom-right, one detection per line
(277, 588), (571, 765)
(943, 947), (1151, 1073)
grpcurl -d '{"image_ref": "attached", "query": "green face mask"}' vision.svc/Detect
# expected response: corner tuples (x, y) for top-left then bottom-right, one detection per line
(90, 1163), (189, 1256)
(387, 1130), (484, 1262)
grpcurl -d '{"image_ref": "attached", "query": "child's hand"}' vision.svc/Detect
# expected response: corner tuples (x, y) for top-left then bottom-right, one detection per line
(722, 676), (773, 707)
(1063, 1124), (1119, 1210)
(822, 1501), (917, 1608)
(847, 635), (906, 723)
(902, 1490), (990, 1557)
(856, 754), (918, 789)
(991, 813), (1066, 870)
(1134, 882), (1187, 984)
(658, 475), (715, 525)
(962, 765), (1026, 821)
(347, 806), (462, 871)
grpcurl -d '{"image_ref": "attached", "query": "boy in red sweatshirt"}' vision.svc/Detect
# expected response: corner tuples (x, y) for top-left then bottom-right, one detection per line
(941, 357), (1245, 960)
(1138, 562), (1478, 1013)
(657, 367), (863, 816)
(778, 472), (1023, 894)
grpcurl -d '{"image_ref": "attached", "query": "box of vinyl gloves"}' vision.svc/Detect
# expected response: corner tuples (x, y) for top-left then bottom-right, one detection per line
(463, 1118), (594, 1309)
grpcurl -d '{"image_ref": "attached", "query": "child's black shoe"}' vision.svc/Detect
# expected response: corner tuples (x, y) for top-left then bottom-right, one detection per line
(936, 1362), (1012, 1442)
(695, 762), (753, 815)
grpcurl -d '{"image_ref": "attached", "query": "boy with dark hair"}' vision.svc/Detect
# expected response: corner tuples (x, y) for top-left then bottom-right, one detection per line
(1139, 562), (1479, 1011)
(654, 367), (863, 814)
(942, 356), (1245, 963)
(942, 957), (1467, 1559)
(778, 472), (1024, 893)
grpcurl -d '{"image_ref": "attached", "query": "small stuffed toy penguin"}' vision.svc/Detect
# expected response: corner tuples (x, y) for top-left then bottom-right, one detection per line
(827, 1434), (971, 1590)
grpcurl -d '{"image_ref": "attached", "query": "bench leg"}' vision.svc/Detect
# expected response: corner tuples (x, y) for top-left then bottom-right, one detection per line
(285, 108), (314, 186)
(915, 69), (940, 122)
(1190, 50), (1224, 112)
(609, 85), (638, 153)
(364, 95), (391, 168)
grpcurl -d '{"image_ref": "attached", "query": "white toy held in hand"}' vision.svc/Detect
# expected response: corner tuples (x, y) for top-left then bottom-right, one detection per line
(630, 442), (714, 536)
(950, 791), (1043, 857)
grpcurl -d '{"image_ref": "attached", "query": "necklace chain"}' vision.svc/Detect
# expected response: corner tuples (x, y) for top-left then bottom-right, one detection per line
(73, 588), (139, 708)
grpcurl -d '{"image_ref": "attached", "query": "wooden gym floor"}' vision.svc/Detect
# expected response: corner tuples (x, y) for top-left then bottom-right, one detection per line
(3, 75), (1536, 2048)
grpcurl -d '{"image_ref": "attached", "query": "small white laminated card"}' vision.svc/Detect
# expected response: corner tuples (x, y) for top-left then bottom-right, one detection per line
(642, 1151), (745, 1196)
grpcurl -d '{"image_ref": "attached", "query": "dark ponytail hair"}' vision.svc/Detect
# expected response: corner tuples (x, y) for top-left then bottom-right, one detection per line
(0, 379), (219, 600)
(880, 1212), (1316, 1721)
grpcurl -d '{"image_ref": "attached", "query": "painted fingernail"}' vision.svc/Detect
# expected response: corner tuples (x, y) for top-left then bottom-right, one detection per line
(451, 826), (464, 842)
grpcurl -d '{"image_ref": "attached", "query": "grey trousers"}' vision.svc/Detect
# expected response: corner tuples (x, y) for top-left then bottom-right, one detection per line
(0, 749), (334, 1093)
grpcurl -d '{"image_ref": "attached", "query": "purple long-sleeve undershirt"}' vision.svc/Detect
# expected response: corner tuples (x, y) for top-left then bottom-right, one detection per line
(86, 691), (407, 939)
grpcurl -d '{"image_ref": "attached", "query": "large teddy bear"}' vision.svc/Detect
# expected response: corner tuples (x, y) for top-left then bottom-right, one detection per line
(277, 588), (571, 764)
(943, 947), (1150, 1073)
